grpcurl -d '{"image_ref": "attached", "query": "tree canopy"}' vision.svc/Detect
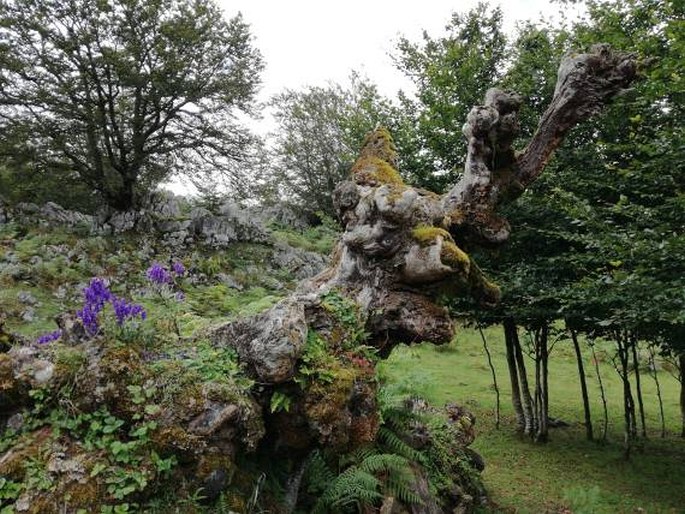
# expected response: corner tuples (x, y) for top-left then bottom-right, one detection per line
(0, 0), (263, 210)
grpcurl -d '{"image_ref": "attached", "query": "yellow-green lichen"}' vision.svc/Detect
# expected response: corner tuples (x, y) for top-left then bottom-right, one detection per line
(411, 225), (452, 246)
(468, 261), (501, 306)
(358, 127), (398, 164)
(351, 128), (404, 186)
(441, 240), (471, 270)
(352, 156), (404, 186)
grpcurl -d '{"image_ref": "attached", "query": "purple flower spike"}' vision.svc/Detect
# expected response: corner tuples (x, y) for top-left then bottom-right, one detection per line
(36, 329), (62, 345)
(171, 261), (186, 277)
(146, 262), (172, 285)
(83, 278), (113, 308)
(111, 296), (147, 326)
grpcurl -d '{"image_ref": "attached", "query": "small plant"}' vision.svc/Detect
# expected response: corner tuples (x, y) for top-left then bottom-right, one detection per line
(145, 260), (187, 337)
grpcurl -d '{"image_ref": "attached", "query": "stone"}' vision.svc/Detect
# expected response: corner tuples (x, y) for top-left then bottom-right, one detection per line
(29, 359), (54, 385)
(17, 291), (38, 306)
(210, 297), (309, 383)
(272, 241), (327, 280)
(6, 413), (24, 431)
(21, 308), (36, 323)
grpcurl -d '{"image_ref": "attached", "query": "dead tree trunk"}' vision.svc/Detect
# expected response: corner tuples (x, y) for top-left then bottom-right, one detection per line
(569, 327), (594, 441)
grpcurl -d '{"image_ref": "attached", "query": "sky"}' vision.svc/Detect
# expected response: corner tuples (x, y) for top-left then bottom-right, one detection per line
(170, 0), (580, 194)
(217, 0), (577, 104)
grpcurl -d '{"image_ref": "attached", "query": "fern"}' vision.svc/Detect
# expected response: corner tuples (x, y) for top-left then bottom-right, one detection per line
(304, 450), (336, 495)
(312, 467), (381, 514)
(377, 426), (425, 463)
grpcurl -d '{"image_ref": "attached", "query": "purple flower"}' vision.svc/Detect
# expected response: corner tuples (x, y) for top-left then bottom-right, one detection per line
(77, 278), (114, 335)
(171, 261), (186, 277)
(146, 262), (172, 285)
(36, 329), (62, 345)
(175, 291), (185, 302)
(83, 278), (112, 308)
(78, 303), (101, 335)
(111, 296), (146, 326)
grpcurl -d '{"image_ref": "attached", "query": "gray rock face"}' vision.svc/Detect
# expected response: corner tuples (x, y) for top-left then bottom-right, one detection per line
(272, 241), (327, 279)
(210, 297), (309, 383)
(190, 205), (270, 248)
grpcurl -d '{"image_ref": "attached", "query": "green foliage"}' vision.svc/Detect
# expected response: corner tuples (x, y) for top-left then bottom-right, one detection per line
(0, 0), (263, 210)
(269, 391), (292, 413)
(305, 449), (421, 514)
(383, 329), (685, 512)
(393, 3), (507, 190)
(264, 74), (401, 216)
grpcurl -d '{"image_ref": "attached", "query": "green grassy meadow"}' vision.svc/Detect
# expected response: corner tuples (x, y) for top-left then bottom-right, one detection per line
(380, 326), (685, 514)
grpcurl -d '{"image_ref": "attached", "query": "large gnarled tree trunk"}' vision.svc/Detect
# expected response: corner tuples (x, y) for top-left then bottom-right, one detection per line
(0, 45), (637, 512)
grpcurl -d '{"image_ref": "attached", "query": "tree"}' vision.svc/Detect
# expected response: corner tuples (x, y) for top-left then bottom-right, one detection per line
(265, 75), (398, 217)
(0, 0), (263, 210)
(393, 3), (507, 191)
(0, 45), (637, 511)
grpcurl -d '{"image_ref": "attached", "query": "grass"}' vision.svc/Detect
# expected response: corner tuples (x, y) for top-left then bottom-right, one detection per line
(380, 326), (685, 514)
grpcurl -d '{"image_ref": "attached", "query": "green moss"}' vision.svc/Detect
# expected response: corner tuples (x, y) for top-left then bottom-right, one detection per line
(352, 156), (404, 186)
(358, 127), (398, 164)
(411, 225), (453, 246)
(440, 240), (471, 270)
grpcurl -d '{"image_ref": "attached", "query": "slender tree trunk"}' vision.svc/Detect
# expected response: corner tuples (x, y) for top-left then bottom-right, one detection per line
(479, 327), (501, 429)
(570, 328), (593, 441)
(630, 334), (647, 439)
(503, 320), (525, 432)
(679, 354), (685, 439)
(615, 332), (636, 459)
(590, 341), (608, 442)
(647, 346), (666, 438)
(534, 325), (549, 443)
(508, 320), (534, 436)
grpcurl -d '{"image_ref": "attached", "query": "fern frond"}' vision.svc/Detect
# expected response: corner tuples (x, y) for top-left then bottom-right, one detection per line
(304, 450), (336, 494)
(377, 426), (426, 463)
(312, 467), (382, 514)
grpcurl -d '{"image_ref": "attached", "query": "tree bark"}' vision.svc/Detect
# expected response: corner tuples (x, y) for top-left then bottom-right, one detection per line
(615, 331), (636, 458)
(570, 327), (593, 441)
(503, 320), (525, 431)
(508, 320), (534, 436)
(590, 340), (609, 442)
(680, 354), (685, 438)
(647, 346), (666, 438)
(533, 325), (549, 443)
(479, 326), (501, 429)
(630, 334), (647, 439)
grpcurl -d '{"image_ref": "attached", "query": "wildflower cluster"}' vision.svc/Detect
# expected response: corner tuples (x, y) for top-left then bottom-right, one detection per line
(146, 260), (186, 337)
(77, 278), (146, 336)
(36, 329), (62, 345)
(146, 261), (185, 293)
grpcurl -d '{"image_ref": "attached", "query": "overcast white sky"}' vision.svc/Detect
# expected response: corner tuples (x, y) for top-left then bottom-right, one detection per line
(170, 1), (579, 194)
(218, 0), (576, 103)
